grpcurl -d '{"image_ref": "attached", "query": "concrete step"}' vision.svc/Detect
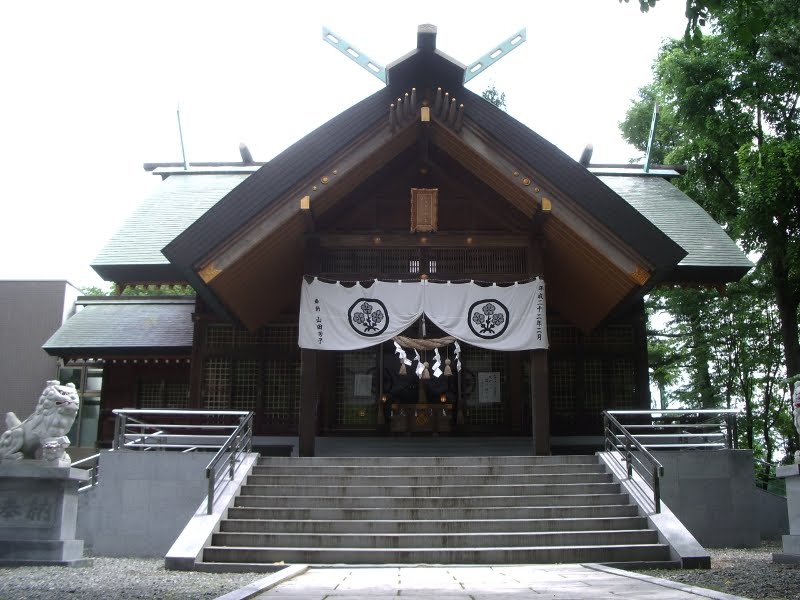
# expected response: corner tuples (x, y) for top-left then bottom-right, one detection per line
(245, 472), (613, 486)
(256, 455), (600, 467)
(225, 503), (641, 521)
(251, 463), (608, 476)
(219, 516), (649, 535)
(197, 454), (669, 568)
(234, 492), (631, 509)
(211, 529), (659, 549)
(203, 544), (672, 565)
(238, 482), (621, 498)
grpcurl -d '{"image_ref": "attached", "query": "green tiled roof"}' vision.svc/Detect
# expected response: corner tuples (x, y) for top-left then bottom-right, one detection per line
(599, 175), (753, 282)
(43, 297), (194, 357)
(91, 174), (249, 282)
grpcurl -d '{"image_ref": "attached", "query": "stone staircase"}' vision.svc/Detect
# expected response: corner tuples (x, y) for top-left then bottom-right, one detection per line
(199, 455), (675, 568)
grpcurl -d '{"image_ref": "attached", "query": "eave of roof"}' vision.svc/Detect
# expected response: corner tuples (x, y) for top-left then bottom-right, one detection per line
(92, 173), (250, 284)
(42, 296), (195, 358)
(163, 88), (393, 272)
(462, 90), (686, 276)
(599, 175), (753, 283)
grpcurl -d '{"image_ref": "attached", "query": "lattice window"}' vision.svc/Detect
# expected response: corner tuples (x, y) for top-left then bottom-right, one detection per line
(165, 383), (190, 409)
(138, 380), (190, 409)
(203, 358), (231, 410)
(263, 358), (301, 425)
(138, 381), (163, 409)
(584, 359), (605, 411)
(319, 248), (527, 276)
(335, 350), (377, 426)
(461, 346), (505, 425)
(237, 329), (266, 346)
(606, 325), (634, 350)
(549, 325), (577, 348)
(550, 359), (576, 411)
(264, 324), (299, 346)
(611, 359), (636, 408)
(232, 360), (259, 411)
(429, 248), (528, 276)
(206, 324), (235, 348)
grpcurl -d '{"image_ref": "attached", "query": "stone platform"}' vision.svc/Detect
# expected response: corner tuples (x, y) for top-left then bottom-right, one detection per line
(0, 462), (92, 566)
(773, 463), (800, 565)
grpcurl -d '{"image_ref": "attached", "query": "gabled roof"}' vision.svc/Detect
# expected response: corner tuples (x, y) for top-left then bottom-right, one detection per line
(159, 27), (695, 330)
(93, 173), (250, 284)
(90, 24), (749, 332)
(42, 296), (194, 358)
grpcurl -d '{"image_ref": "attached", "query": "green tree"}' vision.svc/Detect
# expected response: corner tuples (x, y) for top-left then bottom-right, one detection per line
(81, 283), (195, 296)
(622, 0), (771, 45)
(622, 0), (800, 387)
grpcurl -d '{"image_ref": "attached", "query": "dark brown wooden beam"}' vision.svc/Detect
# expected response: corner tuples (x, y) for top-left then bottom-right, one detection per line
(299, 348), (318, 457)
(530, 349), (549, 455)
(314, 232), (530, 248)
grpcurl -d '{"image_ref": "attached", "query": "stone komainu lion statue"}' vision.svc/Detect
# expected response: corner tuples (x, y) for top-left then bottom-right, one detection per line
(0, 380), (80, 463)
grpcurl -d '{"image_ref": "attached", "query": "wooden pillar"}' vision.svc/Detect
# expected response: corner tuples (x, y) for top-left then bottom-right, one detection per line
(299, 348), (318, 457)
(632, 299), (652, 409)
(528, 228), (549, 454)
(188, 301), (207, 409)
(530, 349), (550, 454)
(508, 352), (523, 434)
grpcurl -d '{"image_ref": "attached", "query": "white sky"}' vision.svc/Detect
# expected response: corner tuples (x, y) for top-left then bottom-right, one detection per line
(0, 0), (688, 290)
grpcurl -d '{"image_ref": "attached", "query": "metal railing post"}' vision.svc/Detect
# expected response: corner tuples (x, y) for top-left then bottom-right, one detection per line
(624, 438), (633, 479)
(207, 467), (214, 515)
(653, 465), (662, 513)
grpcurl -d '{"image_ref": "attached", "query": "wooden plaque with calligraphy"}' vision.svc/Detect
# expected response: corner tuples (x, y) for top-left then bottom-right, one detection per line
(410, 188), (438, 233)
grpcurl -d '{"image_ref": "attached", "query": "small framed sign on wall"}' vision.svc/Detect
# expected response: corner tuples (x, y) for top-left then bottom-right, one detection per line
(410, 188), (438, 233)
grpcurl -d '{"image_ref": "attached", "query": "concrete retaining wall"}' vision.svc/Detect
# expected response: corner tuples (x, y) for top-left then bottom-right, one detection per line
(77, 451), (211, 557)
(755, 486), (789, 540)
(652, 450), (760, 548)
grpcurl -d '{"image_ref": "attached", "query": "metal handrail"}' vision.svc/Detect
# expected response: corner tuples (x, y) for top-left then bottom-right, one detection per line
(112, 409), (250, 451)
(205, 412), (253, 514)
(603, 408), (741, 514)
(605, 409), (739, 450)
(71, 453), (101, 491)
(603, 411), (665, 513)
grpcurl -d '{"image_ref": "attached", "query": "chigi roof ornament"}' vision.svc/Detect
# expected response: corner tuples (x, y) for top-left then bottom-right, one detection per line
(322, 24), (527, 85)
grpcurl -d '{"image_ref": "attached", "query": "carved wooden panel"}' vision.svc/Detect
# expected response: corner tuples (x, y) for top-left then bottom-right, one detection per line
(410, 188), (438, 232)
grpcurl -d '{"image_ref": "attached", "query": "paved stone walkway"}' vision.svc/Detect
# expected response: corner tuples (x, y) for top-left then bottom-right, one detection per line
(251, 564), (746, 599)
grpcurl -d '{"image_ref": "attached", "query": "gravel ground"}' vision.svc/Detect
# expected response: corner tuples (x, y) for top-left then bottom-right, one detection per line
(0, 544), (798, 600)
(642, 541), (800, 600)
(0, 557), (265, 600)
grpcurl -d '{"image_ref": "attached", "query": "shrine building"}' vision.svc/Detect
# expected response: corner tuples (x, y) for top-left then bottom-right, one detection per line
(43, 25), (751, 456)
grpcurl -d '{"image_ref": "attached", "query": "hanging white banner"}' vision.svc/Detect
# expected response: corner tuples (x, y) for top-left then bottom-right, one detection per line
(298, 277), (548, 351)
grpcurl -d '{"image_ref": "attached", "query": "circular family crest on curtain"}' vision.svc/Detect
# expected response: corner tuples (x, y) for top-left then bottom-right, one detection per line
(467, 299), (509, 339)
(348, 298), (389, 337)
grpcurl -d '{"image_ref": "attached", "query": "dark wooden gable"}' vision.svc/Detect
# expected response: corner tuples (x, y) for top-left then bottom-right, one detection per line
(164, 26), (686, 332)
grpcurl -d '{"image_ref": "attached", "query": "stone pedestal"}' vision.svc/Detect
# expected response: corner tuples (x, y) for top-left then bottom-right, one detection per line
(773, 463), (800, 565)
(0, 462), (92, 566)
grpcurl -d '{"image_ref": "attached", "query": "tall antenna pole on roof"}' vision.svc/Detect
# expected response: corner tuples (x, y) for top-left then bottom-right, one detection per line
(177, 102), (189, 170)
(644, 102), (660, 174)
